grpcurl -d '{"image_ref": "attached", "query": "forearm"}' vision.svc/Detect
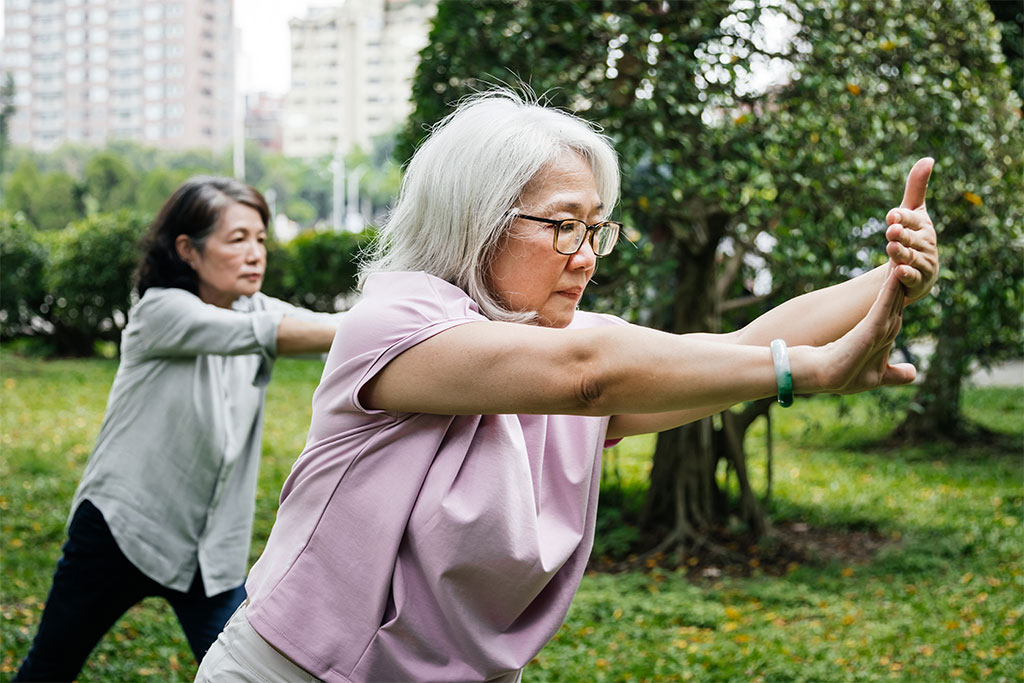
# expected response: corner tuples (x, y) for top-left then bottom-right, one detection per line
(732, 264), (889, 347)
(589, 326), (821, 416)
(275, 316), (338, 355)
(366, 270), (909, 419)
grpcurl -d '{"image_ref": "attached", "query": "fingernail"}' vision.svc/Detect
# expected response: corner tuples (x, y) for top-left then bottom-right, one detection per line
(892, 212), (901, 222)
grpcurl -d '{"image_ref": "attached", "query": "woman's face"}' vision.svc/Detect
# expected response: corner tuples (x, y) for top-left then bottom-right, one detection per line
(488, 151), (603, 328)
(176, 202), (267, 308)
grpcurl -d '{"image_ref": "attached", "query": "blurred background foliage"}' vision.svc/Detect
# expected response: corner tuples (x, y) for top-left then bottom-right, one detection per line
(402, 0), (1023, 551)
(0, 0), (1020, 548)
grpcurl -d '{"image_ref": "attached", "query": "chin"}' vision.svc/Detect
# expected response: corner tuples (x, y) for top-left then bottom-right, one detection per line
(538, 311), (574, 328)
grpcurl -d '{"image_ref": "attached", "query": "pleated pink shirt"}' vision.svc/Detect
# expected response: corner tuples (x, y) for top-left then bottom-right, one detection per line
(245, 271), (623, 682)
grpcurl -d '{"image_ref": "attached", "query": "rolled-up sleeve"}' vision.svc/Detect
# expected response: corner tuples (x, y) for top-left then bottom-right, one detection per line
(125, 289), (283, 364)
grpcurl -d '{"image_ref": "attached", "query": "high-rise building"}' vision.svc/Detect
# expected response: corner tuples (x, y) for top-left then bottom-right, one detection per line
(245, 92), (284, 153)
(282, 0), (436, 159)
(2, 0), (235, 152)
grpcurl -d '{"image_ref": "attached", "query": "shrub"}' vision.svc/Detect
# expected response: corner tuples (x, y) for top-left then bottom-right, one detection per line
(44, 210), (150, 355)
(263, 228), (374, 312)
(0, 211), (48, 339)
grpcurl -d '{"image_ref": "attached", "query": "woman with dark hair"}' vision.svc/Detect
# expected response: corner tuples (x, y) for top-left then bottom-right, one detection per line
(15, 176), (341, 681)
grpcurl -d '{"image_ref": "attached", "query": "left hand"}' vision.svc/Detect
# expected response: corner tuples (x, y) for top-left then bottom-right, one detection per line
(885, 157), (938, 304)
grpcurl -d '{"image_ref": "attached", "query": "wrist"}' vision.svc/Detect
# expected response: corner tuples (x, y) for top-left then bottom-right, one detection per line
(786, 344), (827, 396)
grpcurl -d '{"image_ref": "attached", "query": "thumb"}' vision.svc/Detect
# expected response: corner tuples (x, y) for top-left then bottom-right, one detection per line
(883, 361), (917, 386)
(900, 157), (934, 210)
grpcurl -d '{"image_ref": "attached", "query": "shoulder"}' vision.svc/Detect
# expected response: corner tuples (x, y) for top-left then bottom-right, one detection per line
(352, 271), (483, 326)
(131, 287), (202, 318)
(334, 272), (484, 355)
(569, 310), (630, 330)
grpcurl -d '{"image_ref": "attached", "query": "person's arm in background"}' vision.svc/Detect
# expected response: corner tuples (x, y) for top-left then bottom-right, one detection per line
(258, 293), (343, 356)
(276, 315), (337, 355)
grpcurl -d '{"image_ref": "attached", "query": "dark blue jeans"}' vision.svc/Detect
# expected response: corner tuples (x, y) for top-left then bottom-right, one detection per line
(15, 500), (246, 682)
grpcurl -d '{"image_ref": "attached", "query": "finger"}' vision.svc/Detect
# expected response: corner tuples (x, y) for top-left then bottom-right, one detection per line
(886, 223), (927, 249)
(887, 279), (906, 322)
(886, 240), (914, 265)
(866, 269), (903, 330)
(886, 208), (933, 232)
(882, 362), (917, 386)
(900, 157), (934, 210)
(894, 264), (922, 292)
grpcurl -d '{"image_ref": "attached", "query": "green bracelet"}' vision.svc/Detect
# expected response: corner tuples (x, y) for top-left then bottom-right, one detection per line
(770, 339), (794, 408)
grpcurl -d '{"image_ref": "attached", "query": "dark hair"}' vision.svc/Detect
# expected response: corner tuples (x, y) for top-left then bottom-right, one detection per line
(136, 176), (270, 296)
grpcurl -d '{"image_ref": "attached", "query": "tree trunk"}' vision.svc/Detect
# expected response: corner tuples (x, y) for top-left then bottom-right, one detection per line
(639, 212), (772, 551)
(895, 312), (971, 440)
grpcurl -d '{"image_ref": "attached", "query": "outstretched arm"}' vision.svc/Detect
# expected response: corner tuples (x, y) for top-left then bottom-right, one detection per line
(276, 316), (338, 355)
(362, 271), (913, 436)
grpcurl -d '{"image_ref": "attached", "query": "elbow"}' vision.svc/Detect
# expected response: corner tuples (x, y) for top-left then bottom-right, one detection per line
(573, 369), (607, 413)
(563, 344), (614, 415)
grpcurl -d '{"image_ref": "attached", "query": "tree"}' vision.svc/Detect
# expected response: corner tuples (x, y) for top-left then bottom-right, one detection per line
(3, 159), (83, 231)
(989, 0), (1023, 101)
(404, 0), (805, 550)
(82, 151), (139, 214)
(764, 0), (1024, 441)
(0, 73), (16, 183)
(404, 0), (1023, 554)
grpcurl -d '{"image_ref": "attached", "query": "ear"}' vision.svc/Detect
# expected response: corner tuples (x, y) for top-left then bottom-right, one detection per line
(174, 234), (195, 268)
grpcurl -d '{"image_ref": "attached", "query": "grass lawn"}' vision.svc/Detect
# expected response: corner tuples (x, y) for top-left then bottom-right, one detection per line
(2, 354), (1021, 681)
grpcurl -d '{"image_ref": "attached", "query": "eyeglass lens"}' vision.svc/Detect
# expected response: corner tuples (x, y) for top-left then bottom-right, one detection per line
(555, 220), (619, 256)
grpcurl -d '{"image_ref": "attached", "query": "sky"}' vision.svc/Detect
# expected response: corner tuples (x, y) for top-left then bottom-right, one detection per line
(236, 0), (343, 96)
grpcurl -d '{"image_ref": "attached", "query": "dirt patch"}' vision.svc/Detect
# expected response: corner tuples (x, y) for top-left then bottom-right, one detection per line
(589, 521), (900, 579)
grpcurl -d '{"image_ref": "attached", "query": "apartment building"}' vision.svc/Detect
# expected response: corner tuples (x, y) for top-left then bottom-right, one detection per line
(2, 0), (235, 152)
(282, 0), (436, 159)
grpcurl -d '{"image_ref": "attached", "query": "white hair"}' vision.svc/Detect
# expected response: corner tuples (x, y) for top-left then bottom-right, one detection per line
(359, 89), (620, 322)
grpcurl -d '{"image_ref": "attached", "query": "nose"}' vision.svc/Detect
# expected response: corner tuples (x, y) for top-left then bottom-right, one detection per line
(245, 238), (264, 262)
(567, 236), (597, 271)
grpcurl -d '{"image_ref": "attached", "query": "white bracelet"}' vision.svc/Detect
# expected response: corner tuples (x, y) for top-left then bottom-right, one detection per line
(770, 339), (794, 408)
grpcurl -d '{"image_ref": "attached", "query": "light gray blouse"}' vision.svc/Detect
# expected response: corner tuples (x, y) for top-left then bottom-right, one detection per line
(70, 287), (338, 596)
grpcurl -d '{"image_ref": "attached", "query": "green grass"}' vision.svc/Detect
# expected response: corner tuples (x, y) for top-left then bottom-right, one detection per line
(2, 355), (1022, 681)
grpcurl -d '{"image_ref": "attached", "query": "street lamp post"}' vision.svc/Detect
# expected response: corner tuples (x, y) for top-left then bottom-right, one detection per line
(331, 146), (345, 233)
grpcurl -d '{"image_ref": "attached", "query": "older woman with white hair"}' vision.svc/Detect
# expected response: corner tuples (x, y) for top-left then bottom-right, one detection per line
(197, 90), (937, 682)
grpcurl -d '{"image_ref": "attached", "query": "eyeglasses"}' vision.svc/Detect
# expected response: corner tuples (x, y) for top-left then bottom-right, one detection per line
(515, 213), (622, 257)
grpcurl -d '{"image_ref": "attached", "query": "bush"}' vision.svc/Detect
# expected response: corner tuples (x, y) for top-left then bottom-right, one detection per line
(44, 210), (150, 355)
(0, 211), (49, 339)
(263, 228), (374, 312)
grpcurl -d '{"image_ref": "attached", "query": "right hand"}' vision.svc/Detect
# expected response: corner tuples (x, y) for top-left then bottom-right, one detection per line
(810, 270), (916, 395)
